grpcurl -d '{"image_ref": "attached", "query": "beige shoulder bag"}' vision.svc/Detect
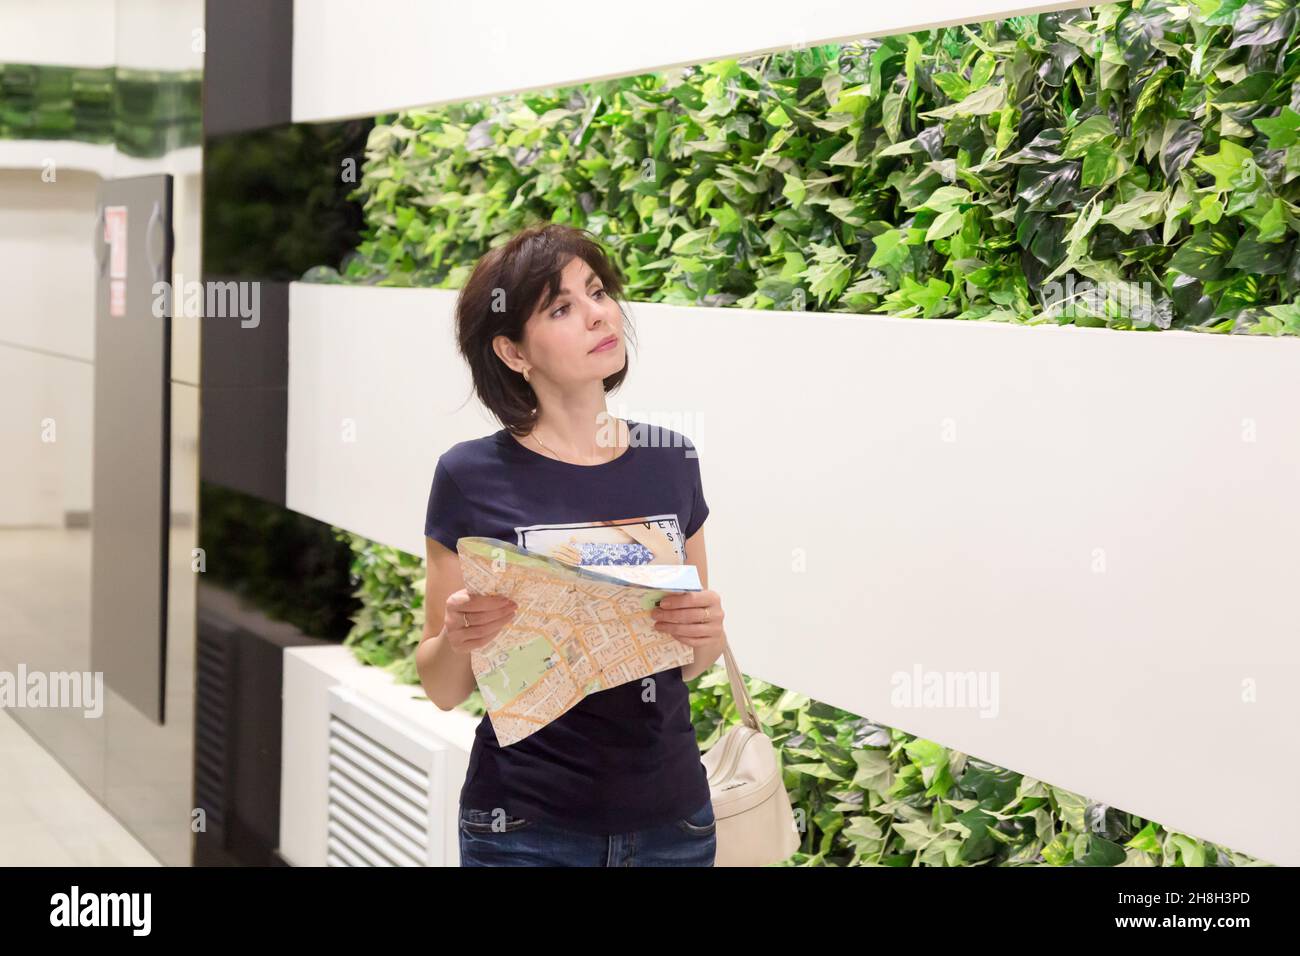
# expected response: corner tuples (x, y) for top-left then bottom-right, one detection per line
(701, 642), (802, 866)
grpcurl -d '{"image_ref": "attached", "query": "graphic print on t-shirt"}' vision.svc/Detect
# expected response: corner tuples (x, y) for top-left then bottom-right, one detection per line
(515, 513), (686, 568)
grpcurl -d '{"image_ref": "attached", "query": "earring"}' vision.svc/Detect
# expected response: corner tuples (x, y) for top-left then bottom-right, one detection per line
(521, 367), (531, 383)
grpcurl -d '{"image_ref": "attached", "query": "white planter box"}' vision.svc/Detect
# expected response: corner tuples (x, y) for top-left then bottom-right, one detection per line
(279, 644), (478, 867)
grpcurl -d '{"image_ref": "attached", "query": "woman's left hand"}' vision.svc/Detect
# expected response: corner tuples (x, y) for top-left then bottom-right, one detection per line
(651, 589), (725, 649)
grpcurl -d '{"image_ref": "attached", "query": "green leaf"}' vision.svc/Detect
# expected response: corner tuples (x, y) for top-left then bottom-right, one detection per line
(878, 137), (921, 157)
(1169, 227), (1236, 280)
(924, 185), (972, 212)
(1227, 225), (1293, 273)
(670, 228), (710, 255)
(1082, 143), (1121, 187)
(926, 208), (964, 241)
(1190, 194), (1225, 225)
(1253, 106), (1300, 148)
(825, 197), (866, 225)
(693, 179), (717, 212)
(1101, 190), (1167, 234)
(882, 87), (905, 142)
(957, 759), (1023, 809)
(850, 749), (893, 791)
(1262, 302), (1300, 333)
(1205, 0), (1250, 27)
(826, 84), (871, 118)
(919, 83), (1007, 120)
(1166, 832), (1206, 867)
(781, 172), (807, 208)
(1160, 119), (1204, 182)
(1192, 139), (1256, 192)
(1212, 71), (1277, 112)
(931, 72), (970, 101)
(1134, 66), (1174, 121)
(903, 735), (942, 765)
(867, 228), (911, 271)
(1231, 0), (1295, 49)
(1255, 197), (1288, 241)
(651, 109), (671, 156)
(1115, 6), (1163, 72)
(1043, 196), (1104, 283)
(970, 53), (996, 90)
(1071, 834), (1128, 866)
(779, 251), (807, 279)
(1125, 822), (1163, 853)
(905, 34), (923, 95)
(886, 275), (951, 316)
(1018, 162), (1082, 207)
(1063, 114), (1117, 158)
(767, 103), (793, 127)
(788, 761), (848, 781)
(994, 106), (1017, 154)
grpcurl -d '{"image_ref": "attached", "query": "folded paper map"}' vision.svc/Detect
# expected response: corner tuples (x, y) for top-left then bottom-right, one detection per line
(455, 536), (700, 747)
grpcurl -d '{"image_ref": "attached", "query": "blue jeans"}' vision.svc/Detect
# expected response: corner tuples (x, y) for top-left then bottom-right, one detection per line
(457, 796), (716, 867)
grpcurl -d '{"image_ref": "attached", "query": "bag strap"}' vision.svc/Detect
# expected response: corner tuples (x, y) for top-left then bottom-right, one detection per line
(719, 640), (761, 731)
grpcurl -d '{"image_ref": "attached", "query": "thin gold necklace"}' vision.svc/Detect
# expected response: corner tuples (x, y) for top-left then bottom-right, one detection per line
(530, 419), (623, 464)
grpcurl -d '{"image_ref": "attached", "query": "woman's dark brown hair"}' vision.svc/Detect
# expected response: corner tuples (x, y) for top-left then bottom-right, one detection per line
(453, 223), (635, 436)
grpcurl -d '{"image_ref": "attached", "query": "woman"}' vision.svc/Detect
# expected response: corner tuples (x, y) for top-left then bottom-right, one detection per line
(417, 223), (728, 866)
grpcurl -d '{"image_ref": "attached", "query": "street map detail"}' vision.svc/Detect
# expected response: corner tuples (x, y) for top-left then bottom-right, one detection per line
(455, 536), (699, 747)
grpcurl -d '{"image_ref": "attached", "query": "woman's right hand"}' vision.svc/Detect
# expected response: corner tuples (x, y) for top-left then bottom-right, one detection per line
(443, 589), (518, 654)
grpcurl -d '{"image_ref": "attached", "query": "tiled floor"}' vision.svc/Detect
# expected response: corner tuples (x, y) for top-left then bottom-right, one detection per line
(0, 523), (195, 866)
(0, 708), (160, 866)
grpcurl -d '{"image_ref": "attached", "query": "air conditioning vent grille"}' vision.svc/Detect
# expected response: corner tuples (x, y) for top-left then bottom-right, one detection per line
(324, 689), (446, 866)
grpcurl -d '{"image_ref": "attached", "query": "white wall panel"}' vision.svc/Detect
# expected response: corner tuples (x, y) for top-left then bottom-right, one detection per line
(112, 0), (205, 72)
(0, 169), (98, 361)
(0, 343), (91, 526)
(0, 0), (115, 67)
(293, 0), (1094, 123)
(0, 0), (201, 70)
(289, 281), (1300, 864)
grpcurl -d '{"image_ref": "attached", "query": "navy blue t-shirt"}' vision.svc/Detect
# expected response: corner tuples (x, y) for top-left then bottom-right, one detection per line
(423, 419), (711, 835)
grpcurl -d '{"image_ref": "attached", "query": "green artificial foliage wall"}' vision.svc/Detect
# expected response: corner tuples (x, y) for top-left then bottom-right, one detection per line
(0, 63), (201, 156)
(312, 1), (1300, 336)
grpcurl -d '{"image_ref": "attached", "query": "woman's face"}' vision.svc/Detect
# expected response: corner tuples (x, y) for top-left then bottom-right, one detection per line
(514, 255), (625, 388)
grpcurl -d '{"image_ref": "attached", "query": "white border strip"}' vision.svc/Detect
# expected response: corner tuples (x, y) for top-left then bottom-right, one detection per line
(293, 0), (1095, 123)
